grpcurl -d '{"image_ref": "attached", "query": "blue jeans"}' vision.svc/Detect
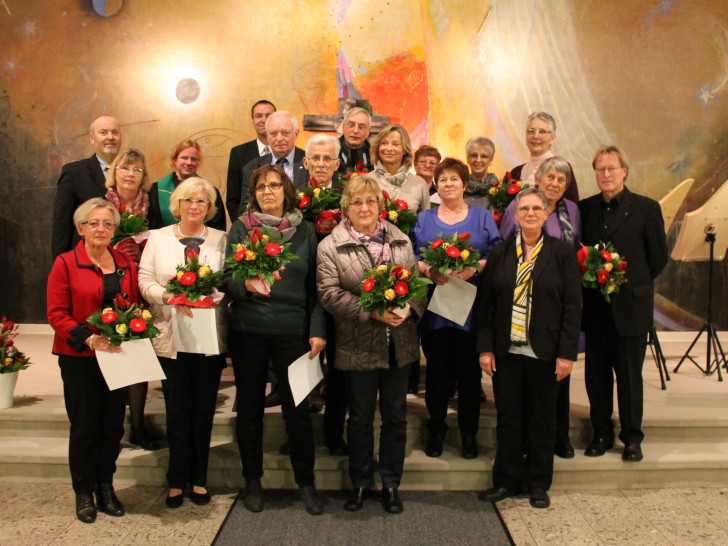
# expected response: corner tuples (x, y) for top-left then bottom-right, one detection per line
(345, 355), (411, 489)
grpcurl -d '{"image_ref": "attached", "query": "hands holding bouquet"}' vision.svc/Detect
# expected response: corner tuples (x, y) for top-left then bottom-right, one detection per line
(358, 264), (432, 326)
(163, 248), (224, 313)
(297, 178), (343, 235)
(577, 241), (628, 302)
(87, 293), (160, 350)
(224, 227), (299, 296)
(419, 232), (482, 284)
(380, 190), (418, 235)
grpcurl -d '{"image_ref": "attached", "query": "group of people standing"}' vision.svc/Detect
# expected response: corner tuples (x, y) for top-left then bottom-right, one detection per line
(47, 105), (667, 523)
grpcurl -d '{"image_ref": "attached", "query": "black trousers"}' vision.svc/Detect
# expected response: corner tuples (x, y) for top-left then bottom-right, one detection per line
(59, 355), (127, 495)
(159, 353), (224, 489)
(556, 375), (571, 444)
(322, 311), (348, 447)
(492, 353), (558, 492)
(585, 309), (647, 445)
(346, 348), (410, 489)
(421, 327), (480, 437)
(229, 331), (315, 486)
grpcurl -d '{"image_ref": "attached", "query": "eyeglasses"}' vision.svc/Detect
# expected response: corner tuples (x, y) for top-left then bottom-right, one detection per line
(117, 165), (144, 175)
(594, 167), (623, 175)
(82, 220), (116, 230)
(255, 182), (283, 192)
(517, 206), (545, 213)
(350, 198), (378, 208)
(527, 128), (552, 136)
(416, 159), (439, 167)
(307, 155), (336, 164)
(180, 198), (209, 206)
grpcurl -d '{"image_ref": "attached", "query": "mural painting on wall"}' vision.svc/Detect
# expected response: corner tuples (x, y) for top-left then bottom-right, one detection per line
(0, 0), (727, 328)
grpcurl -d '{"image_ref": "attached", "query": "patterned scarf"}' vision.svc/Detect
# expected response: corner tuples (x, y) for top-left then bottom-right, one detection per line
(242, 209), (302, 243)
(555, 197), (575, 244)
(343, 217), (391, 266)
(510, 231), (544, 345)
(465, 173), (498, 197)
(105, 187), (149, 217)
(373, 161), (409, 187)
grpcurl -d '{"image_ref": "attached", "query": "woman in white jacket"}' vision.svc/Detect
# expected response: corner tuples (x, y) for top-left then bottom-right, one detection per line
(138, 178), (227, 509)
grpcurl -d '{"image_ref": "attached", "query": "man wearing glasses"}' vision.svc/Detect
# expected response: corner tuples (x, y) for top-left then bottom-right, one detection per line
(578, 145), (668, 463)
(52, 115), (121, 259)
(236, 111), (308, 217)
(337, 107), (373, 175)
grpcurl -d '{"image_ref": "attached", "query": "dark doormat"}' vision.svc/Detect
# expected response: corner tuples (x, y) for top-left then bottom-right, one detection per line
(213, 489), (514, 545)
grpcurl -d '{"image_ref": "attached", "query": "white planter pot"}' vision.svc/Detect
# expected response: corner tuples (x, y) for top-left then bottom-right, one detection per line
(0, 371), (19, 409)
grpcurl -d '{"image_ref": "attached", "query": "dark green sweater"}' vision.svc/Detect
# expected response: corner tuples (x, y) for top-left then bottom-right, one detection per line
(223, 219), (325, 339)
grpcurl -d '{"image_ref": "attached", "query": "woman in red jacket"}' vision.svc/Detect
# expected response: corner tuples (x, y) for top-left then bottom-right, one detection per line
(47, 197), (139, 524)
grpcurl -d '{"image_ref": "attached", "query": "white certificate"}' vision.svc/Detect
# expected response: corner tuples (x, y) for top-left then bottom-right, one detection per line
(288, 352), (324, 407)
(427, 276), (478, 326)
(172, 307), (221, 355)
(96, 338), (166, 391)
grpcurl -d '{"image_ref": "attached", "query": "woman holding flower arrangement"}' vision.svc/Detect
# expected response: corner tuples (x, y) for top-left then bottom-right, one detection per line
(476, 187), (581, 509)
(104, 148), (159, 451)
(47, 198), (140, 523)
(411, 157), (502, 460)
(317, 175), (427, 514)
(138, 177), (227, 509)
(223, 164), (326, 515)
(368, 124), (430, 215)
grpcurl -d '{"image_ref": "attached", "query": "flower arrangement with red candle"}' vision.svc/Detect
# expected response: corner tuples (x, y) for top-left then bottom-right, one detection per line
(577, 241), (628, 302)
(0, 318), (32, 373)
(225, 227), (299, 296)
(419, 231), (482, 275)
(296, 178), (343, 234)
(110, 203), (149, 246)
(487, 171), (530, 225)
(358, 263), (432, 317)
(87, 293), (160, 346)
(163, 248), (224, 307)
(380, 190), (418, 235)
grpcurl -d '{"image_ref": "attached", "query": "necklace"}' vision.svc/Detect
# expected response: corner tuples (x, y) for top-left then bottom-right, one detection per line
(177, 223), (207, 238)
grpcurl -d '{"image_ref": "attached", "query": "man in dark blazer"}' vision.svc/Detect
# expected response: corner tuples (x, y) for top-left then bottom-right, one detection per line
(579, 145), (668, 462)
(234, 111), (308, 218)
(476, 187), (582, 509)
(51, 115), (121, 260)
(225, 100), (276, 222)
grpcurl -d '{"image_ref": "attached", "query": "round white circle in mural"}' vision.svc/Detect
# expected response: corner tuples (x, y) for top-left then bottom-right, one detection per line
(175, 78), (201, 104)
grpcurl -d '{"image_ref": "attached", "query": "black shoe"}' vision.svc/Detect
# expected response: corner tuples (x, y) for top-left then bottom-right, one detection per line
(166, 491), (184, 509)
(554, 439), (575, 459)
(381, 487), (403, 514)
(264, 390), (281, 408)
(478, 486), (518, 503)
(425, 431), (444, 458)
(326, 439), (348, 456)
(407, 385), (418, 395)
(461, 434), (478, 459)
(75, 493), (97, 524)
(279, 439), (290, 455)
(242, 479), (263, 513)
(344, 488), (369, 511)
(128, 427), (159, 451)
(622, 442), (644, 462)
(299, 484), (324, 515)
(529, 489), (550, 509)
(190, 488), (211, 506)
(584, 436), (614, 457)
(95, 483), (124, 517)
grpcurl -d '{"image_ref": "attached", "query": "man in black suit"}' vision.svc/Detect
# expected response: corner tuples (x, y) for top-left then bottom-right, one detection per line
(225, 100), (276, 222)
(337, 107), (373, 175)
(579, 145), (668, 462)
(51, 115), (121, 259)
(234, 111), (308, 218)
